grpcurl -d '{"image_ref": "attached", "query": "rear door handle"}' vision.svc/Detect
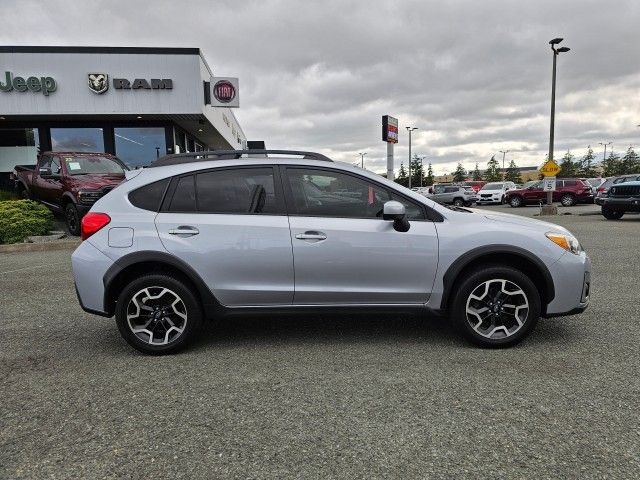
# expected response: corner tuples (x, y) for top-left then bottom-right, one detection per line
(168, 226), (199, 236)
(295, 231), (327, 241)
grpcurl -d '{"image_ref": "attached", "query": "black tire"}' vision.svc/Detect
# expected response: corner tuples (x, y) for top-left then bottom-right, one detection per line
(65, 203), (81, 236)
(18, 185), (30, 199)
(508, 195), (523, 208)
(601, 206), (624, 220)
(453, 198), (464, 207)
(450, 265), (541, 348)
(115, 274), (202, 355)
(560, 193), (576, 207)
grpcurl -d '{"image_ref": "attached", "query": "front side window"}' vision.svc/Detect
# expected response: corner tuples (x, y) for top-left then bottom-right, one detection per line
(444, 187), (458, 193)
(196, 168), (278, 214)
(564, 180), (577, 187)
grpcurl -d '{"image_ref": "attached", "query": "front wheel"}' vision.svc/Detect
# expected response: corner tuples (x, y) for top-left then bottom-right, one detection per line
(508, 196), (523, 208)
(115, 274), (203, 355)
(65, 203), (81, 236)
(453, 198), (464, 207)
(560, 194), (576, 207)
(602, 206), (624, 220)
(450, 266), (541, 347)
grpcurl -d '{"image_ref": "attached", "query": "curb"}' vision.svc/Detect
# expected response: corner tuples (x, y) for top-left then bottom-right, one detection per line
(0, 239), (81, 254)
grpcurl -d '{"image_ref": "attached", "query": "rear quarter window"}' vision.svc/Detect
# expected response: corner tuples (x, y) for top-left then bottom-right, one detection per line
(128, 178), (170, 211)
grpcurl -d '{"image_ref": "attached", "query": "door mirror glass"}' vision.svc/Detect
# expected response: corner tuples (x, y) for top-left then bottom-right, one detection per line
(383, 201), (410, 232)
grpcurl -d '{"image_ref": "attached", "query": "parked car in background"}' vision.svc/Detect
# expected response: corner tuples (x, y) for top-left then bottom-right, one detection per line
(476, 181), (517, 205)
(71, 149), (590, 354)
(428, 184), (478, 206)
(463, 180), (486, 193)
(505, 178), (593, 207)
(11, 152), (128, 235)
(595, 174), (640, 206)
(600, 181), (640, 220)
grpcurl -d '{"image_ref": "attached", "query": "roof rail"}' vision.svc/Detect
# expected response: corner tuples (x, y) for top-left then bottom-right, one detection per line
(149, 149), (333, 168)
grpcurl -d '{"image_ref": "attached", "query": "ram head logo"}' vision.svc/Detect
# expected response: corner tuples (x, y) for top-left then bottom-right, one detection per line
(88, 73), (108, 94)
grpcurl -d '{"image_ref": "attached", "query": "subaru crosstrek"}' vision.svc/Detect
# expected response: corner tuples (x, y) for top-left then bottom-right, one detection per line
(72, 150), (591, 354)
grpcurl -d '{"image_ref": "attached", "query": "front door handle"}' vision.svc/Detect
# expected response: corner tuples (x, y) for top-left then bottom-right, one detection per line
(168, 226), (199, 236)
(295, 231), (327, 241)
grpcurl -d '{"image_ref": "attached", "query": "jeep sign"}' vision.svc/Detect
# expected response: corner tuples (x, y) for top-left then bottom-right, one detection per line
(0, 71), (57, 96)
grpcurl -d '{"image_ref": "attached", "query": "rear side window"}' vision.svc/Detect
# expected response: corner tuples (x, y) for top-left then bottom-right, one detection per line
(563, 180), (577, 187)
(444, 187), (458, 193)
(128, 178), (169, 211)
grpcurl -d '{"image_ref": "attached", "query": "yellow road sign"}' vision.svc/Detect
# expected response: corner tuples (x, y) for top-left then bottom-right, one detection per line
(539, 160), (561, 177)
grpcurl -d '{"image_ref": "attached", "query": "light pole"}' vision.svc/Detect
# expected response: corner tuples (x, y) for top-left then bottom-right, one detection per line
(358, 152), (367, 169)
(599, 142), (611, 166)
(406, 127), (418, 188)
(499, 150), (510, 178)
(547, 37), (570, 210)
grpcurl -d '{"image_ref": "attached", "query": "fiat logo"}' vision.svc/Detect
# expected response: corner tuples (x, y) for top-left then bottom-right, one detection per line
(213, 80), (236, 103)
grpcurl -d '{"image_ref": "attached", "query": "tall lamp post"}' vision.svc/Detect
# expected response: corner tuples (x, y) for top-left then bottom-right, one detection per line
(406, 127), (418, 188)
(358, 152), (367, 169)
(499, 150), (510, 178)
(598, 142), (611, 167)
(547, 37), (570, 209)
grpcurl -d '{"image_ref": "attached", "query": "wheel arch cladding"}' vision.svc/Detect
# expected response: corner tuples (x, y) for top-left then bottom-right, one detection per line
(102, 251), (220, 316)
(441, 245), (555, 313)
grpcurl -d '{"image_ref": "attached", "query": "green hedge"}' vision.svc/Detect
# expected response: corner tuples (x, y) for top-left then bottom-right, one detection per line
(0, 200), (54, 244)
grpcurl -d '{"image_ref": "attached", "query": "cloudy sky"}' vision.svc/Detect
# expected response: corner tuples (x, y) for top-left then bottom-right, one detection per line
(3, 0), (639, 175)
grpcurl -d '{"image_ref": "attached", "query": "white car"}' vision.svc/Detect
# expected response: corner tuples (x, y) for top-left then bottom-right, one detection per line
(476, 181), (516, 205)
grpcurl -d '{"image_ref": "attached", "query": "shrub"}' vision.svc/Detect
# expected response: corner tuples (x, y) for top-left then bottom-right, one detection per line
(0, 200), (54, 244)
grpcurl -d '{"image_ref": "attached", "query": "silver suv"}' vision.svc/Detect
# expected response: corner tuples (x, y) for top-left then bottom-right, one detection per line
(72, 150), (591, 354)
(428, 184), (478, 207)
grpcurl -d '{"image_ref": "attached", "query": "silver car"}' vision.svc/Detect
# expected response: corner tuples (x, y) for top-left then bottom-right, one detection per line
(428, 184), (478, 206)
(72, 150), (591, 354)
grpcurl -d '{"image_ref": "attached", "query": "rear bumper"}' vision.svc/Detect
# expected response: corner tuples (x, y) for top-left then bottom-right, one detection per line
(72, 240), (113, 316)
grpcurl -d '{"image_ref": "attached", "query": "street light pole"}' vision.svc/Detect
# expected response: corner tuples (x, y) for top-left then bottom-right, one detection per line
(406, 127), (418, 188)
(499, 150), (510, 179)
(358, 152), (367, 169)
(547, 38), (570, 210)
(598, 142), (611, 167)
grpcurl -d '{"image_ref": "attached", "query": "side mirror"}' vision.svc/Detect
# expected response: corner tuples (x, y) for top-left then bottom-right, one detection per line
(39, 167), (52, 178)
(383, 201), (410, 232)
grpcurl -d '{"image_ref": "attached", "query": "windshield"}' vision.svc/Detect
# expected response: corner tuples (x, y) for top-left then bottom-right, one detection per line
(63, 155), (126, 175)
(481, 183), (503, 190)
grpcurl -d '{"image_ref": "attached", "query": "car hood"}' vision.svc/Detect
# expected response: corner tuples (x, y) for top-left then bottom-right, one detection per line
(67, 174), (125, 190)
(470, 208), (572, 235)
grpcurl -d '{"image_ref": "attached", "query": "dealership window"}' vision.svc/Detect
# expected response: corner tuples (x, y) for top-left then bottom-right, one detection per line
(114, 127), (166, 167)
(50, 128), (104, 153)
(0, 128), (40, 173)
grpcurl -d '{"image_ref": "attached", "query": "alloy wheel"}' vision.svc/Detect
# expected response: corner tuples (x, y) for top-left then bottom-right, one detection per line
(66, 206), (79, 234)
(126, 287), (188, 345)
(509, 196), (522, 207)
(465, 279), (529, 339)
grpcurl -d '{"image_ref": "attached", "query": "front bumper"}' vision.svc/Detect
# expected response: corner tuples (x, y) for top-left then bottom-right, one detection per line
(602, 197), (640, 211)
(543, 251), (591, 317)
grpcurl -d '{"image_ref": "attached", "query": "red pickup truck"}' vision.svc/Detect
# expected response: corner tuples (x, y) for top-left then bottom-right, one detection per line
(12, 152), (128, 235)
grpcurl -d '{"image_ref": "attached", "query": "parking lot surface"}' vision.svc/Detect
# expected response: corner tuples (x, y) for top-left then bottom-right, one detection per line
(1, 207), (639, 478)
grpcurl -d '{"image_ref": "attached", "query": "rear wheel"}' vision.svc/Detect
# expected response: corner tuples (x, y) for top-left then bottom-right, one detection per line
(115, 274), (202, 355)
(602, 206), (624, 220)
(65, 203), (81, 236)
(508, 195), (523, 208)
(450, 266), (541, 347)
(453, 198), (464, 207)
(560, 194), (576, 207)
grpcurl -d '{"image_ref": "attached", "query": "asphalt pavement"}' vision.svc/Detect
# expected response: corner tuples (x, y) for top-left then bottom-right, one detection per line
(1, 207), (639, 479)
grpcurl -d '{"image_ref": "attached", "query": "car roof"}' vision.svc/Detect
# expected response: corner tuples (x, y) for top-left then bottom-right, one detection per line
(613, 180), (640, 186)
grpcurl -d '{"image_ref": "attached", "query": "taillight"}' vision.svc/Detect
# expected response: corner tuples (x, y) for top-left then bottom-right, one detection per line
(81, 212), (111, 240)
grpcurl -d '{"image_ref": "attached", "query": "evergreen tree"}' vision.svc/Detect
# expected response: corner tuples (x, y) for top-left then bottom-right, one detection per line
(484, 156), (502, 182)
(577, 146), (598, 178)
(620, 146), (640, 175)
(558, 150), (578, 178)
(425, 162), (434, 186)
(396, 162), (408, 187)
(601, 152), (622, 177)
(504, 160), (522, 183)
(453, 162), (467, 182)
(472, 163), (482, 181)
(411, 154), (425, 187)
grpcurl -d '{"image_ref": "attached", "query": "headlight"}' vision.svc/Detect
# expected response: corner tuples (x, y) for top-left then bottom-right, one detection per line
(545, 232), (582, 255)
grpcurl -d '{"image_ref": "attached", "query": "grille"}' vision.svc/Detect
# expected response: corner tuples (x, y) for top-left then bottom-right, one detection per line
(481, 194), (492, 198)
(78, 186), (114, 206)
(609, 185), (640, 197)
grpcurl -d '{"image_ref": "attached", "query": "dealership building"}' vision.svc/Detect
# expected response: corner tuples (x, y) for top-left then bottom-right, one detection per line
(0, 45), (247, 185)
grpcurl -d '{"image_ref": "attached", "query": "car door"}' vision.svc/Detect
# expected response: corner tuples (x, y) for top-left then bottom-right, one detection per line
(39, 155), (65, 206)
(283, 166), (439, 305)
(430, 184), (446, 203)
(523, 181), (544, 203)
(155, 166), (294, 307)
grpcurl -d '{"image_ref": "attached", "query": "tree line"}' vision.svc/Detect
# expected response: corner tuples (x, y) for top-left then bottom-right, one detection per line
(394, 145), (640, 187)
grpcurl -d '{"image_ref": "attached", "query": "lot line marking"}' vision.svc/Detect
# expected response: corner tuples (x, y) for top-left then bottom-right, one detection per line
(0, 262), (68, 275)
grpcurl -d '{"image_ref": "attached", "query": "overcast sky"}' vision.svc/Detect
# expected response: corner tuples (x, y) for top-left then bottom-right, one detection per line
(3, 0), (639, 174)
